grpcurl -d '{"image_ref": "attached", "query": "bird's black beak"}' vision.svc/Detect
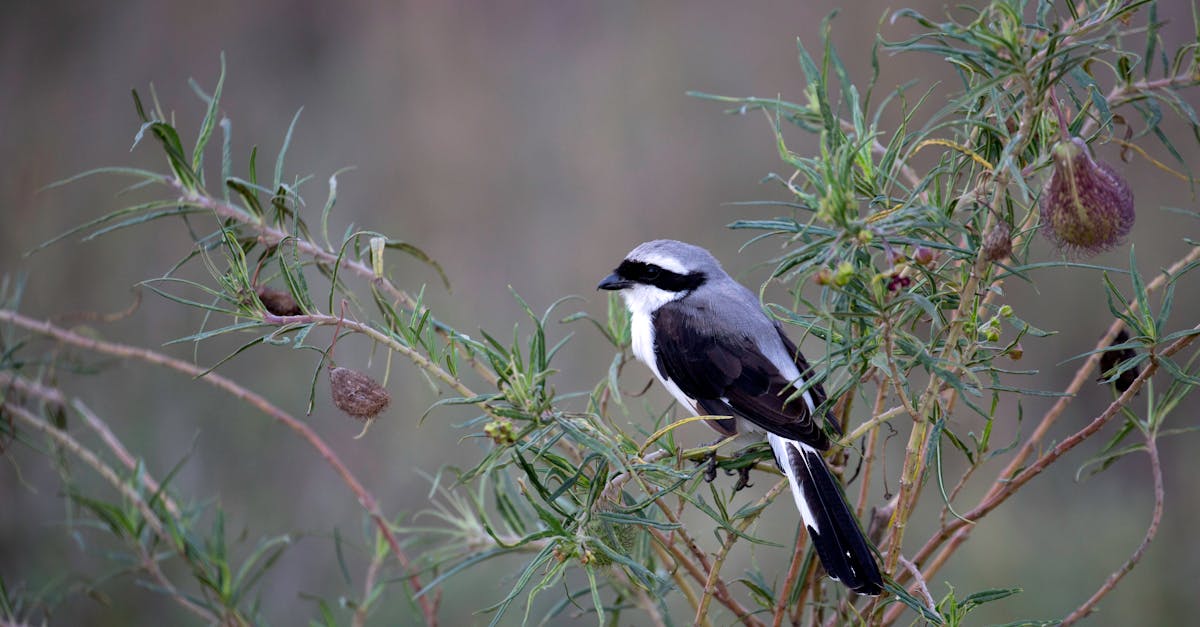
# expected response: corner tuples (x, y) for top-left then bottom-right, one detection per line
(597, 272), (630, 290)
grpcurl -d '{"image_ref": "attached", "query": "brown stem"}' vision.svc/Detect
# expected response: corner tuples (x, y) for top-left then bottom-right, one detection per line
(771, 524), (810, 627)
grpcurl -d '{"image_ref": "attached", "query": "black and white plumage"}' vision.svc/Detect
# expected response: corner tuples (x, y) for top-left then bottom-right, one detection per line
(598, 239), (883, 595)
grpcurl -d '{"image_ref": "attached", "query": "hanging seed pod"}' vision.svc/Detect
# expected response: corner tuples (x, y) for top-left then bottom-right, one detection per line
(256, 286), (302, 316)
(982, 222), (1013, 262)
(1040, 137), (1135, 256)
(329, 366), (390, 420)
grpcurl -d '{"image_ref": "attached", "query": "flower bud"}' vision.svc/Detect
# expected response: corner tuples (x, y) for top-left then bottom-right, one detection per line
(329, 366), (390, 420)
(912, 246), (935, 267)
(814, 268), (834, 286)
(833, 262), (855, 287)
(483, 419), (517, 445)
(1040, 137), (1134, 255)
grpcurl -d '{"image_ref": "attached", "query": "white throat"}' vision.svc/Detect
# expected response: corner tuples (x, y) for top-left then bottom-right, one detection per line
(622, 284), (698, 414)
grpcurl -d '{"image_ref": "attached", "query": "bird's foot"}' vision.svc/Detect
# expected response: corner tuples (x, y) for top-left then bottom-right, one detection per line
(694, 451), (719, 483)
(726, 464), (753, 491)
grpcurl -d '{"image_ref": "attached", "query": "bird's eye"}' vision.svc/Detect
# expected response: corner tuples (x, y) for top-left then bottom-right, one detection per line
(643, 266), (661, 279)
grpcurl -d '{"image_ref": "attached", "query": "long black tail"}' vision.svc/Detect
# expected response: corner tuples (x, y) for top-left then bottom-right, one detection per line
(768, 434), (883, 595)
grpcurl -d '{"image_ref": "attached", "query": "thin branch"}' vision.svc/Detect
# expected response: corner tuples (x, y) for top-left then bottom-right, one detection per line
(4, 403), (218, 623)
(772, 523), (810, 627)
(1060, 434), (1164, 626)
(0, 309), (439, 626)
(175, 180), (497, 387)
(693, 479), (788, 625)
(885, 324), (1199, 624)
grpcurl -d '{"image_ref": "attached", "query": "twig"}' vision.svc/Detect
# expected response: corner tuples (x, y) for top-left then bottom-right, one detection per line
(885, 324), (1199, 625)
(694, 479), (788, 627)
(1060, 434), (1164, 625)
(0, 309), (439, 626)
(4, 403), (218, 623)
(175, 180), (497, 388)
(771, 524), (810, 627)
(898, 555), (936, 613)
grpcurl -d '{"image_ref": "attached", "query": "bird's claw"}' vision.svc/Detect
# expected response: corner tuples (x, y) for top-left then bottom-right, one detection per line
(724, 461), (753, 490)
(693, 451), (720, 482)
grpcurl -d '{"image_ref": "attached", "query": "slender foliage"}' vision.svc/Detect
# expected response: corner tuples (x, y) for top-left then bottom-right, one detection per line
(3, 1), (1200, 625)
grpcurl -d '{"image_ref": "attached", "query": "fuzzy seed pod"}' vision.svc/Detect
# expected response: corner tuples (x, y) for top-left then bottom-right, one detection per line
(1040, 137), (1134, 255)
(983, 223), (1013, 262)
(329, 366), (390, 420)
(256, 286), (302, 316)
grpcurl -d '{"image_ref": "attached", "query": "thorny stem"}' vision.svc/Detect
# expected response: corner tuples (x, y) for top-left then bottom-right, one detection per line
(0, 309), (439, 626)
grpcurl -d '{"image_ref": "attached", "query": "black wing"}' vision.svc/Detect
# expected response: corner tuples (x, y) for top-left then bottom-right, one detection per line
(652, 300), (832, 449)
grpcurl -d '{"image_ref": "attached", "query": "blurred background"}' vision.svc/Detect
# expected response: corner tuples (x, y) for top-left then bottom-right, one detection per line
(2, 1), (1198, 624)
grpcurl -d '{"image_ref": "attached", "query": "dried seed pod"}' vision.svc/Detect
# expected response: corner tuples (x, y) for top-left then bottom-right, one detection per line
(1040, 137), (1135, 256)
(256, 286), (302, 316)
(983, 222), (1013, 262)
(329, 366), (390, 420)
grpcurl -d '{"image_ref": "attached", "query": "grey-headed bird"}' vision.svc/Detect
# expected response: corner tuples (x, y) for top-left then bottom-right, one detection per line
(598, 239), (883, 595)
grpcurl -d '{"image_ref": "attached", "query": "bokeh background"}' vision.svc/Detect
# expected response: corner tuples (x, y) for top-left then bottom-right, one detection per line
(3, 1), (1199, 625)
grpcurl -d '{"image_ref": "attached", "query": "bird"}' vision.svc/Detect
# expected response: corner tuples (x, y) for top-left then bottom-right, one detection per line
(597, 239), (884, 595)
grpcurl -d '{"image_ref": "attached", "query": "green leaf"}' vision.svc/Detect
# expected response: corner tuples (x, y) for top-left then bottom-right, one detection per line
(191, 53), (226, 173)
(274, 108), (304, 190)
(883, 580), (943, 624)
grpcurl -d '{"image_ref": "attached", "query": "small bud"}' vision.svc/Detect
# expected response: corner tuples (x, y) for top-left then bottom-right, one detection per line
(329, 366), (390, 420)
(483, 419), (517, 445)
(912, 246), (935, 267)
(1040, 137), (1135, 255)
(256, 286), (302, 316)
(813, 268), (834, 286)
(886, 274), (912, 292)
(1007, 342), (1024, 361)
(553, 544), (570, 562)
(998, 304), (1014, 318)
(833, 262), (855, 287)
(983, 223), (1013, 262)
(856, 229), (874, 245)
